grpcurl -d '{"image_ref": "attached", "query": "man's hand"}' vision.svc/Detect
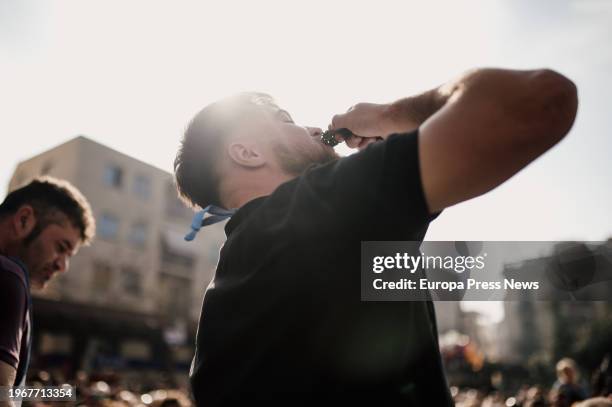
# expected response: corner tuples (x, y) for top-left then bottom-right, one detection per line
(330, 89), (446, 150)
(330, 103), (397, 150)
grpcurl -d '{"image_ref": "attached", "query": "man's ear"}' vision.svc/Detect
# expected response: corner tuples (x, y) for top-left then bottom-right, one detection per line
(13, 205), (36, 239)
(227, 141), (267, 168)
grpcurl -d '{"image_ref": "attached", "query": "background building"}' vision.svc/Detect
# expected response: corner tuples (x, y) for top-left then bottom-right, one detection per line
(497, 241), (612, 372)
(8, 136), (226, 384)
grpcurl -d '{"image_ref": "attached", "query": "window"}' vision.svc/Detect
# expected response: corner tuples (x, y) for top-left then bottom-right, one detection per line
(159, 274), (192, 317)
(165, 180), (192, 219)
(120, 340), (151, 360)
(13, 171), (25, 186)
(121, 267), (142, 296)
(98, 214), (119, 240)
(92, 262), (113, 293)
(161, 237), (195, 268)
(40, 333), (72, 356)
(104, 165), (123, 188)
(41, 161), (54, 175)
(128, 223), (148, 248)
(133, 174), (152, 200)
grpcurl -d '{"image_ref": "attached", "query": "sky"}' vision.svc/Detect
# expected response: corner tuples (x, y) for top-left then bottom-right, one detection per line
(1, 0), (611, 321)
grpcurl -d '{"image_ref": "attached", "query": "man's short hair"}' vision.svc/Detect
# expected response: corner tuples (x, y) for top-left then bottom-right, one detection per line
(0, 176), (95, 245)
(174, 92), (279, 209)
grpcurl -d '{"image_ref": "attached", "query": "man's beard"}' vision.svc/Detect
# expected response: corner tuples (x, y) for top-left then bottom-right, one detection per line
(273, 142), (339, 176)
(17, 237), (47, 290)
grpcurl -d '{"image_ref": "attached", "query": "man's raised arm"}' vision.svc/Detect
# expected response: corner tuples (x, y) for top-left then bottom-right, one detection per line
(331, 68), (578, 213)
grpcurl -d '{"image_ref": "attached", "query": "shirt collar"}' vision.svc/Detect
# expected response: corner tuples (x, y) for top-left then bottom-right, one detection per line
(224, 196), (267, 237)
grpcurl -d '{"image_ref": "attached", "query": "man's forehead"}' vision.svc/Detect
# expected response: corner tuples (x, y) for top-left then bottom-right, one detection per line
(223, 103), (294, 140)
(239, 104), (292, 125)
(260, 105), (292, 121)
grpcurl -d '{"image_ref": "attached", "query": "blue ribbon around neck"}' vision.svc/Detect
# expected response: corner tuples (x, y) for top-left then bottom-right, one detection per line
(184, 205), (237, 241)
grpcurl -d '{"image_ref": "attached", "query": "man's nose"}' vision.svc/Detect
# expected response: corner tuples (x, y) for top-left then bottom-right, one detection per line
(53, 256), (69, 273)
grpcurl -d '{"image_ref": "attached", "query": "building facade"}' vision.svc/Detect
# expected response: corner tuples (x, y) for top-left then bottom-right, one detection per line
(8, 136), (225, 381)
(497, 241), (612, 365)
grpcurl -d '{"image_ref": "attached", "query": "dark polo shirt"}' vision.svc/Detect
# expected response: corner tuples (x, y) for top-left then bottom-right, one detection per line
(0, 255), (31, 386)
(190, 130), (453, 406)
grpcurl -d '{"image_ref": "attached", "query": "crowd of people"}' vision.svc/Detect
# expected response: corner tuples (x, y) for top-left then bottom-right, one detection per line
(25, 369), (191, 407)
(452, 357), (612, 407)
(21, 354), (611, 406)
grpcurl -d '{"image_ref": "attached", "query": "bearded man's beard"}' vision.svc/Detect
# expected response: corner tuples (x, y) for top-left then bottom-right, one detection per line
(273, 142), (339, 176)
(15, 233), (46, 289)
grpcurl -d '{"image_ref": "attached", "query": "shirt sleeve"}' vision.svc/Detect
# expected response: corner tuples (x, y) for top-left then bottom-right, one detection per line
(287, 129), (436, 241)
(0, 265), (28, 370)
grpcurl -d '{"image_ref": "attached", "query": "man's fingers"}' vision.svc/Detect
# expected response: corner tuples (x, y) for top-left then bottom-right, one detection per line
(331, 103), (366, 131)
(331, 113), (345, 130)
(357, 137), (373, 149)
(357, 137), (380, 151)
(330, 103), (383, 138)
(346, 135), (363, 149)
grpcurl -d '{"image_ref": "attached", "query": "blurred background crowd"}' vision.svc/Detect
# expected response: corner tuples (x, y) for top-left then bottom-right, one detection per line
(22, 352), (612, 406)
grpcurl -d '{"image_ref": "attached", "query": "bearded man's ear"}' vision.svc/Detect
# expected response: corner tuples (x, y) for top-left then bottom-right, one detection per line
(227, 142), (267, 168)
(13, 205), (37, 239)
